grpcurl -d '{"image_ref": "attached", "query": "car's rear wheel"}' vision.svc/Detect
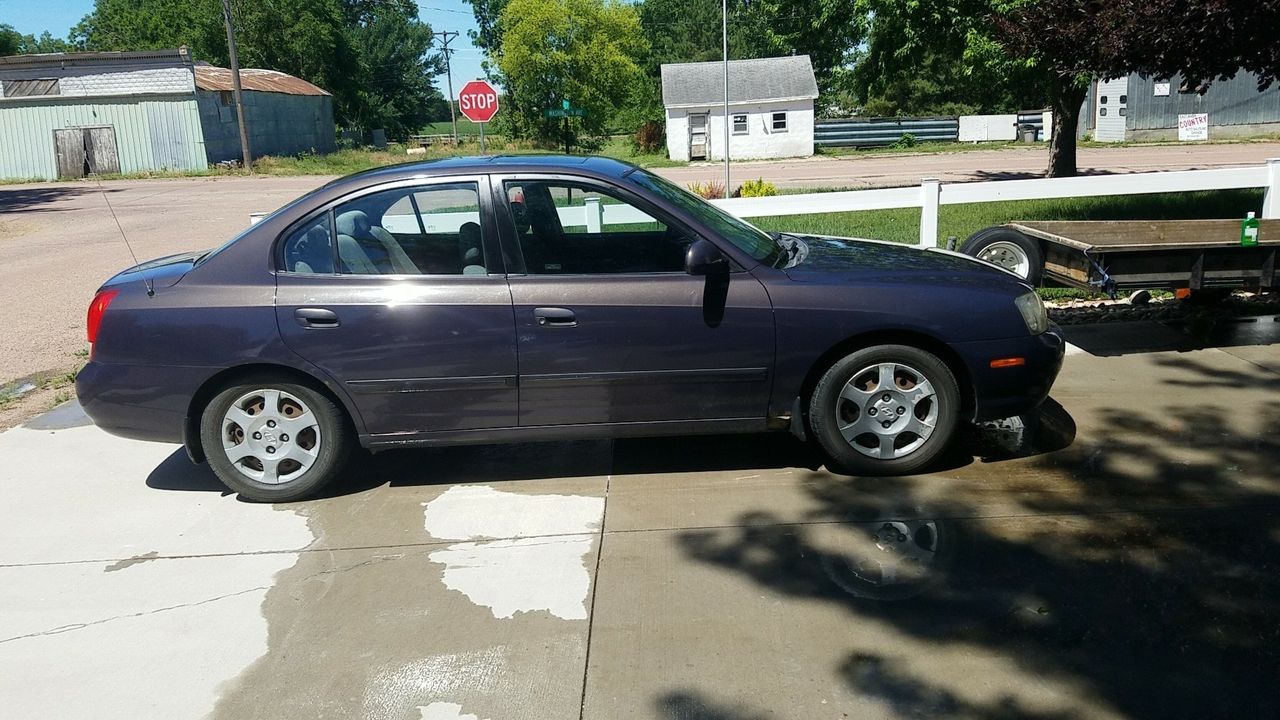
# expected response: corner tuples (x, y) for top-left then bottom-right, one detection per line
(200, 377), (352, 502)
(808, 345), (960, 475)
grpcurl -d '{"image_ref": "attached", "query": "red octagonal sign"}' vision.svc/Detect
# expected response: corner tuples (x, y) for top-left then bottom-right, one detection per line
(458, 80), (500, 123)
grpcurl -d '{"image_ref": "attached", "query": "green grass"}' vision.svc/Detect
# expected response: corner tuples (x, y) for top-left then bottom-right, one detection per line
(751, 189), (1266, 245)
(420, 118), (483, 136)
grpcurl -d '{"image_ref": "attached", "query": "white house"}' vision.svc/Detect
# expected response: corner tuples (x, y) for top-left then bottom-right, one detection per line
(661, 55), (818, 162)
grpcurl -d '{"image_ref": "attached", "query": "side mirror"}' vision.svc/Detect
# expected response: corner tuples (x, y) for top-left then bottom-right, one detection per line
(685, 238), (729, 276)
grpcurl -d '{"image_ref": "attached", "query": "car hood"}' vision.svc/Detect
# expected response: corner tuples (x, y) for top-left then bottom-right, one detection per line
(782, 234), (1020, 285)
(101, 249), (207, 291)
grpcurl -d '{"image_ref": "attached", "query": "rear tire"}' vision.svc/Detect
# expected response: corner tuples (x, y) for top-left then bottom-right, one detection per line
(809, 345), (960, 476)
(200, 376), (352, 502)
(961, 227), (1043, 285)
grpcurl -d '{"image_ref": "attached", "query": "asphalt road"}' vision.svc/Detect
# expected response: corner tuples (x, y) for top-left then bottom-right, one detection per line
(2, 326), (1278, 719)
(1, 141), (1278, 388)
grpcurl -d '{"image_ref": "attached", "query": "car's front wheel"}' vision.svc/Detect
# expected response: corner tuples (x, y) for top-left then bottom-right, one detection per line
(809, 345), (960, 475)
(200, 377), (352, 502)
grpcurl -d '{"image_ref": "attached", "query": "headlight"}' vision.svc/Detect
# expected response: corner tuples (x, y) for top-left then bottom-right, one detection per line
(1014, 291), (1048, 335)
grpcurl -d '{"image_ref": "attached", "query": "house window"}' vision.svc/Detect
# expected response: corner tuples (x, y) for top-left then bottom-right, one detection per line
(771, 112), (788, 132)
(732, 114), (748, 135)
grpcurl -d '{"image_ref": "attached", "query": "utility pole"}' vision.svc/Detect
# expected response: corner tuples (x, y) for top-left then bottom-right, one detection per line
(432, 30), (460, 144)
(722, 0), (730, 198)
(221, 0), (251, 170)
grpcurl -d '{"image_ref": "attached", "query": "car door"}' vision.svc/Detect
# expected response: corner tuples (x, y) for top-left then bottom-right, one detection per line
(275, 176), (517, 438)
(495, 174), (775, 428)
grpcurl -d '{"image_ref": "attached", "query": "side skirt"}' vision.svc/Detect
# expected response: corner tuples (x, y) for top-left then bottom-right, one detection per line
(360, 417), (773, 450)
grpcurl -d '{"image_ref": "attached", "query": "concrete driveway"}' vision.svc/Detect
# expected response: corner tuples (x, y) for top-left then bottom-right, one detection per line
(2, 321), (1277, 719)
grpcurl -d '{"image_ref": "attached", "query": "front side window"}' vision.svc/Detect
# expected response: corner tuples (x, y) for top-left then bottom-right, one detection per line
(330, 182), (487, 275)
(771, 112), (788, 131)
(624, 169), (780, 265)
(503, 180), (689, 274)
(732, 114), (748, 134)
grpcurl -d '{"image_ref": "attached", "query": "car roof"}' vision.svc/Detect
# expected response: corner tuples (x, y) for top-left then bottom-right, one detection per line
(328, 154), (640, 190)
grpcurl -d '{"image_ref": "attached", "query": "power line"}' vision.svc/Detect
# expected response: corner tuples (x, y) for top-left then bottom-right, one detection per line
(432, 30), (460, 143)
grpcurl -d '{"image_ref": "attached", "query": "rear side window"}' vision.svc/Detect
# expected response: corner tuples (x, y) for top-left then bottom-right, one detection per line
(334, 183), (486, 275)
(282, 215), (334, 274)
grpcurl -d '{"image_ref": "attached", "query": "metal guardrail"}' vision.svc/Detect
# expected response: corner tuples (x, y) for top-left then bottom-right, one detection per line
(714, 159), (1280, 248)
(814, 117), (959, 148)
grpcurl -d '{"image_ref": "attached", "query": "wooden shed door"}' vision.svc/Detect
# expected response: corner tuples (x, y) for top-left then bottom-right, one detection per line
(53, 129), (88, 179)
(53, 127), (121, 179)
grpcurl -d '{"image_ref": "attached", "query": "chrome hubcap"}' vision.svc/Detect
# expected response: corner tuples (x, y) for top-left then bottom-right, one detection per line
(977, 241), (1031, 278)
(835, 362), (938, 460)
(222, 389), (321, 484)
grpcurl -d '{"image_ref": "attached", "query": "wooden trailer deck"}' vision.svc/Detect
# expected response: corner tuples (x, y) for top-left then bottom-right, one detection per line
(994, 220), (1277, 293)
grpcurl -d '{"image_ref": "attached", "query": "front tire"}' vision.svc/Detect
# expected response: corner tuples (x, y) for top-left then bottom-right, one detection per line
(808, 345), (960, 476)
(200, 376), (352, 502)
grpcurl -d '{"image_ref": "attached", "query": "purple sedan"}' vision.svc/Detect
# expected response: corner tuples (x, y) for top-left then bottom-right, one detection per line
(77, 156), (1064, 501)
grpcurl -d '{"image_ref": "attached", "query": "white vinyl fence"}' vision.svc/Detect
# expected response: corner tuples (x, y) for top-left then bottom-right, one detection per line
(251, 159), (1280, 250)
(713, 157), (1280, 247)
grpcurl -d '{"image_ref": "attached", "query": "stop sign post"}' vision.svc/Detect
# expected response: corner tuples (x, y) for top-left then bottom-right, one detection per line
(458, 79), (499, 152)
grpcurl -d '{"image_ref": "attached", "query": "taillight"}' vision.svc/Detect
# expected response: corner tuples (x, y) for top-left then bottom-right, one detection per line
(87, 289), (119, 344)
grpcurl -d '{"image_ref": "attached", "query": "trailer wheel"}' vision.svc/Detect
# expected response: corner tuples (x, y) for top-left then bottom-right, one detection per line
(961, 227), (1043, 285)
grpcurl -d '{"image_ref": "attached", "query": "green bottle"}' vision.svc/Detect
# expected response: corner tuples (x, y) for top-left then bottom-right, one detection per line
(1241, 211), (1259, 246)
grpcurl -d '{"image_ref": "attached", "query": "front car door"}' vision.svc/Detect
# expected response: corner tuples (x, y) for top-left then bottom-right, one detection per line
(494, 174), (775, 430)
(274, 175), (518, 439)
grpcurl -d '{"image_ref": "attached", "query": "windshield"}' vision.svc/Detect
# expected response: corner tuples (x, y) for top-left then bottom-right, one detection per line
(626, 168), (782, 264)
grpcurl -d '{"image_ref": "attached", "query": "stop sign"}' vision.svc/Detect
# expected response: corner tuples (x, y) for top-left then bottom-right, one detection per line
(458, 80), (500, 123)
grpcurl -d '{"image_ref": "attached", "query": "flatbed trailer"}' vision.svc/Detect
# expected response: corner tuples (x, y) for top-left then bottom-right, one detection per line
(959, 220), (1278, 296)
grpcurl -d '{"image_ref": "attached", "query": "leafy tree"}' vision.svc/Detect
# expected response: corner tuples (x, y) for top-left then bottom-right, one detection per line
(857, 0), (1280, 177)
(1, 24), (73, 55)
(496, 0), (646, 145)
(463, 0), (510, 80)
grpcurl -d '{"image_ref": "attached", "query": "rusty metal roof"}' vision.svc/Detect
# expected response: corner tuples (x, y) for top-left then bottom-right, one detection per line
(194, 65), (329, 96)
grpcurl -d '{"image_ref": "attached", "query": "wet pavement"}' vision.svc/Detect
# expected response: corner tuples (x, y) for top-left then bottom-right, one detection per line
(1, 327), (1277, 719)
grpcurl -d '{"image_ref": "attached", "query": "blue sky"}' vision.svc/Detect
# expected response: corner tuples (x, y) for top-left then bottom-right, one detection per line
(0, 0), (486, 98)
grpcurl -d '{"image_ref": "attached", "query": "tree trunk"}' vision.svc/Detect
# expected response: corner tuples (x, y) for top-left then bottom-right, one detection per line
(1047, 76), (1089, 178)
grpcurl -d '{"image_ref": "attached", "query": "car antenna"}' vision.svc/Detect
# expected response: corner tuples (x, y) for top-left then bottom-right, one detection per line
(94, 175), (154, 297)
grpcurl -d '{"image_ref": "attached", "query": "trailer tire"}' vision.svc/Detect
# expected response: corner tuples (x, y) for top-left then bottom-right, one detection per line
(961, 227), (1043, 285)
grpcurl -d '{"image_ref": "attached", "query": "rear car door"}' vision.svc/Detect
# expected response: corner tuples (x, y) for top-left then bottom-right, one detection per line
(275, 176), (517, 438)
(495, 174), (775, 428)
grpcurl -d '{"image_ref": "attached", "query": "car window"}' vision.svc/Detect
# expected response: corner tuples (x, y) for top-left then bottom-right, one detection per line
(624, 168), (781, 265)
(282, 214), (335, 274)
(504, 180), (688, 274)
(332, 183), (487, 275)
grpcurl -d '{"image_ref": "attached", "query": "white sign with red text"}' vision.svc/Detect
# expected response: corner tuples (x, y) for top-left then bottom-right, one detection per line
(1178, 113), (1209, 141)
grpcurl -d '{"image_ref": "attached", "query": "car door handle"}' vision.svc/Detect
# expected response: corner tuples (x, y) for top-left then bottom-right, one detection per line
(294, 308), (340, 328)
(533, 307), (577, 327)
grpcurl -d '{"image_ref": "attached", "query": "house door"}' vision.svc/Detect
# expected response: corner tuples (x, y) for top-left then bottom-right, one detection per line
(53, 126), (121, 179)
(1094, 77), (1128, 143)
(688, 113), (708, 160)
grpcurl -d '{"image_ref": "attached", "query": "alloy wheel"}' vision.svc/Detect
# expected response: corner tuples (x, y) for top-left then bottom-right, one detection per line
(835, 362), (938, 460)
(221, 389), (322, 484)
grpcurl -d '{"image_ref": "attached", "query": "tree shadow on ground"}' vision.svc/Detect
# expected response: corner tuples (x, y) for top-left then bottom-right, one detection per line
(0, 185), (121, 213)
(667, 354), (1280, 718)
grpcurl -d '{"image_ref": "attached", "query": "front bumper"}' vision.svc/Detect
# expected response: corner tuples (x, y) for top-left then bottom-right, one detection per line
(75, 361), (208, 444)
(955, 324), (1066, 422)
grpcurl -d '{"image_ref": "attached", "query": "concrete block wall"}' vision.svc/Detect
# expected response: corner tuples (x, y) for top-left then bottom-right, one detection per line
(58, 68), (195, 98)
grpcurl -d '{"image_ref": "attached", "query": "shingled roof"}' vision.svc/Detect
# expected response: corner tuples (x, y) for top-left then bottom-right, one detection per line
(660, 55), (818, 108)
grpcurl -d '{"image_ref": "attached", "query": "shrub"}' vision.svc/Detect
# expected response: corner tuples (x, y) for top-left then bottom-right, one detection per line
(686, 180), (726, 199)
(889, 133), (918, 149)
(733, 177), (778, 198)
(632, 120), (665, 153)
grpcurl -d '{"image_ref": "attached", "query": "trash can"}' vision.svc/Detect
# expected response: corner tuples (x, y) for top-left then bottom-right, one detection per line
(1019, 124), (1038, 143)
